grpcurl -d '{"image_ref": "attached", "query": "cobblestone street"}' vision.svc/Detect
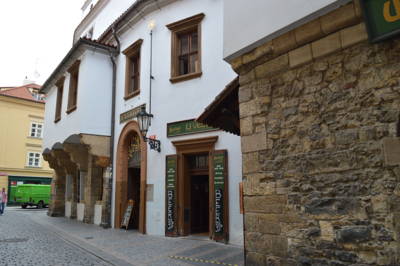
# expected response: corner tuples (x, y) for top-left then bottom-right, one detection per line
(0, 207), (244, 266)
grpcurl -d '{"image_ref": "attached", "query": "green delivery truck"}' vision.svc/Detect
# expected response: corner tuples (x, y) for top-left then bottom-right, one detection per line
(14, 184), (51, 209)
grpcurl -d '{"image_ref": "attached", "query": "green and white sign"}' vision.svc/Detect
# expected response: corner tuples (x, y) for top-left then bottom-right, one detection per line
(213, 151), (227, 242)
(362, 0), (400, 42)
(167, 119), (216, 137)
(165, 155), (177, 236)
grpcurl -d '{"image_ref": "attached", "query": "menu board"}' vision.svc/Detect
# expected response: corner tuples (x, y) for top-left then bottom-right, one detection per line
(165, 155), (177, 236)
(213, 150), (228, 242)
(121, 200), (134, 230)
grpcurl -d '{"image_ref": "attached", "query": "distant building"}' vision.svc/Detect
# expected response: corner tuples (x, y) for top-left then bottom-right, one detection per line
(0, 83), (52, 204)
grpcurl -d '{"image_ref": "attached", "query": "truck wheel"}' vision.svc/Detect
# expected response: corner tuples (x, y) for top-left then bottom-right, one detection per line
(37, 201), (44, 209)
(21, 204), (27, 209)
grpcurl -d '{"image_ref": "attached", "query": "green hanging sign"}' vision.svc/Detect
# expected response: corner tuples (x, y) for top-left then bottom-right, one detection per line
(213, 151), (228, 242)
(165, 155), (177, 236)
(167, 119), (216, 137)
(361, 0), (400, 42)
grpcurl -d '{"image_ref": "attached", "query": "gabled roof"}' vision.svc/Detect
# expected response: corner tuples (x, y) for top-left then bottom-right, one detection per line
(98, 0), (151, 42)
(0, 84), (44, 103)
(98, 0), (176, 42)
(40, 37), (117, 94)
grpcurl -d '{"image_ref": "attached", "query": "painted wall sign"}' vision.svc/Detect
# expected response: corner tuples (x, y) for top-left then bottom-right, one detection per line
(119, 104), (146, 124)
(165, 155), (177, 236)
(361, 0), (400, 42)
(213, 150), (228, 242)
(167, 119), (216, 137)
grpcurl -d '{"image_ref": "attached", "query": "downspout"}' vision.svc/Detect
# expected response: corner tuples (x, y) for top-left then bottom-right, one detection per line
(102, 26), (120, 228)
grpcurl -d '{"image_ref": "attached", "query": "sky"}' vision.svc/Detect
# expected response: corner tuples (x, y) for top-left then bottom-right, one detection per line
(0, 1), (83, 87)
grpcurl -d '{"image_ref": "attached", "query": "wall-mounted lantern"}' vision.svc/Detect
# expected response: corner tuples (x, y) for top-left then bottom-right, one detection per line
(136, 106), (161, 152)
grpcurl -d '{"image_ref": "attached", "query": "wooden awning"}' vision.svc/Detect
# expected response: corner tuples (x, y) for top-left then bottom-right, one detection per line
(197, 77), (240, 136)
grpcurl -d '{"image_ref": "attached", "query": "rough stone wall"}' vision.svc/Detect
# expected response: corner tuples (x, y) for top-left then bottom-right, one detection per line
(236, 3), (400, 265)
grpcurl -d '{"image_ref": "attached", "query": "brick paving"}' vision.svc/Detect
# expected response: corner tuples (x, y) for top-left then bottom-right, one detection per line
(1, 207), (244, 266)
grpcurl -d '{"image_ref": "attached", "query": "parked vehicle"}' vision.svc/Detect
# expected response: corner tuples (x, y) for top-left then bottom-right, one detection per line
(14, 184), (51, 209)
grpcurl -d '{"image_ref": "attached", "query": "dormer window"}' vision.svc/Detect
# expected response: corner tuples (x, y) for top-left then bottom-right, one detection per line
(86, 27), (94, 39)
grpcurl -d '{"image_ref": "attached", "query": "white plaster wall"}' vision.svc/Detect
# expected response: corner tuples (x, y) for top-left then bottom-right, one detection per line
(223, 0), (351, 60)
(110, 0), (243, 245)
(43, 50), (113, 150)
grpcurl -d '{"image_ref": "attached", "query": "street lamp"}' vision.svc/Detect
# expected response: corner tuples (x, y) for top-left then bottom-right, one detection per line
(136, 106), (161, 152)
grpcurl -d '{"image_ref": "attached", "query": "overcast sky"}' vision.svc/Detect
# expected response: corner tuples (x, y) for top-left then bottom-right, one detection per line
(0, 1), (83, 86)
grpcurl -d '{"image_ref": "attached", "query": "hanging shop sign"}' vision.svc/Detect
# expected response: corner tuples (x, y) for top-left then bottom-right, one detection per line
(120, 104), (146, 124)
(213, 150), (228, 242)
(165, 155), (177, 236)
(167, 119), (216, 137)
(361, 0), (400, 42)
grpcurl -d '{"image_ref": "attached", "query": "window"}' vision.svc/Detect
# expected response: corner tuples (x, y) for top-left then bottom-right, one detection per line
(67, 60), (80, 113)
(30, 122), (43, 138)
(27, 152), (41, 167)
(55, 77), (64, 122)
(123, 39), (143, 100)
(166, 13), (204, 83)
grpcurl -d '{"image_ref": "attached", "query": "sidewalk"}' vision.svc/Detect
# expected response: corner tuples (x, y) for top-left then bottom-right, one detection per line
(26, 209), (244, 266)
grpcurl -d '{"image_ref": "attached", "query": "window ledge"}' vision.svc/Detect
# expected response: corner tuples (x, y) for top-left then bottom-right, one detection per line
(124, 90), (140, 100)
(66, 105), (77, 114)
(170, 72), (202, 84)
(27, 136), (42, 140)
(25, 166), (42, 169)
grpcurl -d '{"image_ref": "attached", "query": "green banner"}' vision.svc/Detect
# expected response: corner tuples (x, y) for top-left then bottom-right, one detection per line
(362, 0), (400, 42)
(167, 119), (216, 137)
(213, 152), (225, 240)
(120, 104), (145, 124)
(165, 156), (177, 235)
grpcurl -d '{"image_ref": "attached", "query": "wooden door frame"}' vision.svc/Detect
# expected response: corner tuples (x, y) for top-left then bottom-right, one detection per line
(172, 136), (218, 237)
(115, 121), (147, 233)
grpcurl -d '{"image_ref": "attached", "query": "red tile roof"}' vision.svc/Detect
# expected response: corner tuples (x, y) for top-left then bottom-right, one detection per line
(0, 84), (45, 103)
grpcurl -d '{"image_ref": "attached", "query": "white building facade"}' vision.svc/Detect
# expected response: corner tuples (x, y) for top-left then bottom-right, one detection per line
(42, 0), (243, 245)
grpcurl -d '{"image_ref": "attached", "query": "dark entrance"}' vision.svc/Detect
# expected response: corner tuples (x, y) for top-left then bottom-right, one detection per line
(188, 154), (209, 235)
(127, 168), (140, 229)
(190, 174), (209, 234)
(125, 134), (141, 230)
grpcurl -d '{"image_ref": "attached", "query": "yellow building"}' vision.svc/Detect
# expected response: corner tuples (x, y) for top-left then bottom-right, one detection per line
(0, 83), (53, 203)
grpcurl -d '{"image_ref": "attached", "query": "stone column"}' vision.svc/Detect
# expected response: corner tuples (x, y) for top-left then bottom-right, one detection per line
(101, 166), (112, 228)
(83, 154), (104, 224)
(43, 149), (67, 217)
(70, 171), (78, 219)
(48, 168), (66, 217)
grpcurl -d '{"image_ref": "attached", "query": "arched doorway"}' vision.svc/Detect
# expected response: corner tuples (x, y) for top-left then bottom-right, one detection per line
(115, 121), (147, 233)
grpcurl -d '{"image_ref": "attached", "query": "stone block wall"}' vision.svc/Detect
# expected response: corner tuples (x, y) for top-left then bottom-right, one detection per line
(234, 1), (400, 265)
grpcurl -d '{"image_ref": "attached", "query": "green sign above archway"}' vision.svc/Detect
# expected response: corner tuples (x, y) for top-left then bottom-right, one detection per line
(362, 0), (400, 42)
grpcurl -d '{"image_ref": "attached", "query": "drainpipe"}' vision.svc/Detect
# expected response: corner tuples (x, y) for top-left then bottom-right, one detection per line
(102, 26), (120, 228)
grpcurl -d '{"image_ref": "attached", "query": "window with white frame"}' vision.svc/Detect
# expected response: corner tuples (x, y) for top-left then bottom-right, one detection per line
(30, 122), (43, 138)
(27, 152), (41, 167)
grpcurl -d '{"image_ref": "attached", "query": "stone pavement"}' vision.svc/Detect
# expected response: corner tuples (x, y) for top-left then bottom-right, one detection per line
(1, 207), (244, 266)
